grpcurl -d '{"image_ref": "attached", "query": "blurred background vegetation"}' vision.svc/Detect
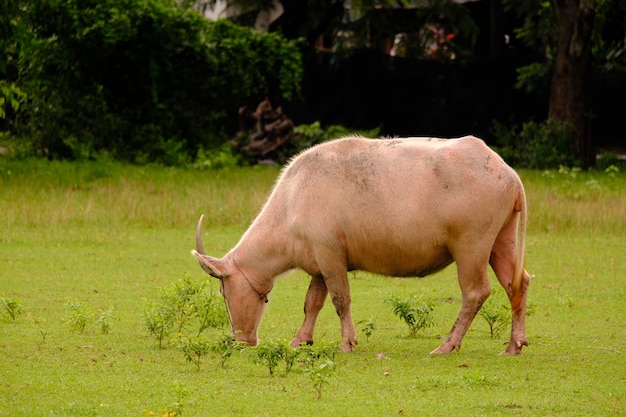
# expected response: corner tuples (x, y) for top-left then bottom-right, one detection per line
(1, 0), (624, 168)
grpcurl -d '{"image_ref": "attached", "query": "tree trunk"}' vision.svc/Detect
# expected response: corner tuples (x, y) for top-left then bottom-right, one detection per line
(549, 0), (596, 168)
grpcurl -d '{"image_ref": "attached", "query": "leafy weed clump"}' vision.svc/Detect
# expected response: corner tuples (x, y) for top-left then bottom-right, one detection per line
(478, 292), (511, 339)
(246, 339), (340, 377)
(143, 275), (228, 348)
(64, 301), (116, 334)
(386, 295), (435, 337)
(1, 296), (24, 322)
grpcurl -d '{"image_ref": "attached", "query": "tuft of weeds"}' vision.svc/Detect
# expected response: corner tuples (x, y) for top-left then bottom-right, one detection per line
(1, 296), (24, 321)
(209, 332), (247, 368)
(177, 336), (212, 370)
(357, 319), (377, 342)
(296, 341), (340, 399)
(478, 292), (511, 339)
(246, 339), (340, 378)
(64, 301), (116, 334)
(386, 295), (435, 337)
(248, 339), (292, 376)
(144, 383), (189, 417)
(479, 289), (537, 338)
(64, 300), (92, 334)
(246, 339), (340, 398)
(143, 275), (228, 348)
(96, 308), (115, 335)
(304, 359), (336, 400)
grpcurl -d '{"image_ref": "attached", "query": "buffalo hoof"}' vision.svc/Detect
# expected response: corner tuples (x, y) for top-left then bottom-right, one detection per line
(290, 338), (313, 348)
(500, 339), (528, 355)
(429, 347), (452, 355)
(429, 341), (460, 355)
(340, 339), (356, 352)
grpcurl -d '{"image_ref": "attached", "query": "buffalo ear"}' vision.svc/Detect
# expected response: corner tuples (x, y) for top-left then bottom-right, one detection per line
(191, 250), (230, 278)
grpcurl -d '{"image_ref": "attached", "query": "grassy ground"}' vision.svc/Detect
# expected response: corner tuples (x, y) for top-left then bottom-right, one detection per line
(0, 158), (624, 416)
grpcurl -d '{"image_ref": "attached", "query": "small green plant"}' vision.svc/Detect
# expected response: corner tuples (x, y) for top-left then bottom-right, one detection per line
(357, 319), (377, 342)
(282, 341), (300, 374)
(558, 294), (576, 308)
(303, 359), (336, 400)
(249, 340), (288, 376)
(209, 332), (247, 368)
(295, 340), (340, 372)
(478, 293), (511, 339)
(143, 276), (228, 348)
(1, 296), (24, 321)
(479, 290), (537, 339)
(64, 301), (92, 334)
(193, 285), (229, 336)
(168, 276), (203, 333)
(386, 295), (435, 337)
(144, 383), (188, 417)
(247, 339), (340, 377)
(292, 341), (340, 399)
(178, 336), (212, 370)
(143, 299), (177, 349)
(96, 308), (115, 335)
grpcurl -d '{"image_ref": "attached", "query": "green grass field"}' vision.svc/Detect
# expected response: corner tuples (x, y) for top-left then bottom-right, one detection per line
(1, 159), (625, 416)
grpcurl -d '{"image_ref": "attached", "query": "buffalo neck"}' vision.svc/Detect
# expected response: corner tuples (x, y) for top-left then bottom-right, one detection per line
(232, 217), (293, 288)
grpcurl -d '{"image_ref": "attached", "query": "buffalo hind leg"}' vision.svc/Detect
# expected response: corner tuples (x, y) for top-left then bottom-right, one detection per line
(490, 250), (530, 354)
(431, 256), (491, 354)
(291, 274), (328, 348)
(490, 221), (530, 354)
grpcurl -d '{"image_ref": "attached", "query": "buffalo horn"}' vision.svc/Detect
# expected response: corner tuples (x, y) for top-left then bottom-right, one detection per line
(195, 214), (206, 255)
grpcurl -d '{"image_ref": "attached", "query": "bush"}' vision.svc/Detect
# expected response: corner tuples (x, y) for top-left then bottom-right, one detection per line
(491, 118), (580, 169)
(293, 121), (381, 152)
(143, 276), (228, 348)
(7, 0), (302, 164)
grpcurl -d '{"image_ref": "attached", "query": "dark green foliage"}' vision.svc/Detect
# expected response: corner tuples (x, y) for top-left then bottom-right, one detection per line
(492, 118), (580, 169)
(6, 0), (302, 164)
(293, 121), (380, 152)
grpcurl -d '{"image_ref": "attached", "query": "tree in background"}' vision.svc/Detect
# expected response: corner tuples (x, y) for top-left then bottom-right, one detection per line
(1, 0), (302, 163)
(550, 0), (595, 167)
(506, 0), (625, 168)
(211, 0), (625, 168)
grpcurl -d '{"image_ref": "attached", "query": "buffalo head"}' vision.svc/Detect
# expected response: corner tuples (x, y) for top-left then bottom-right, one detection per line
(191, 215), (268, 346)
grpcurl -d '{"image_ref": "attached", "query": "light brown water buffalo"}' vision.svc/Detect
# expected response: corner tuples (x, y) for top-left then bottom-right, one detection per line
(192, 136), (531, 354)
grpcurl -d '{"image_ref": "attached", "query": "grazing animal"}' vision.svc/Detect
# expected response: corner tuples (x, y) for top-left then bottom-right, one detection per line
(192, 136), (531, 354)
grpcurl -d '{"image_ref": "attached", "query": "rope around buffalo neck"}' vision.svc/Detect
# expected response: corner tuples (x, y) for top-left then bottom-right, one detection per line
(232, 254), (270, 303)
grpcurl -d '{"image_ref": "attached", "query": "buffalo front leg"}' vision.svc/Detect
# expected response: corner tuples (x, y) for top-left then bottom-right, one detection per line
(431, 257), (491, 354)
(309, 248), (356, 352)
(291, 274), (328, 348)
